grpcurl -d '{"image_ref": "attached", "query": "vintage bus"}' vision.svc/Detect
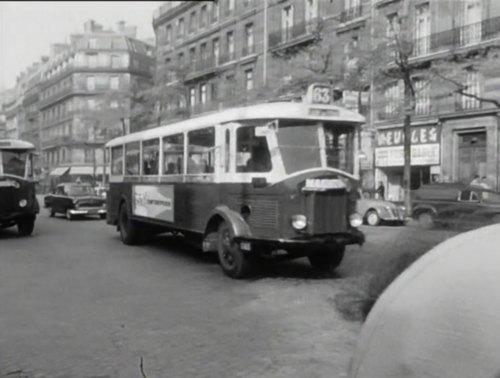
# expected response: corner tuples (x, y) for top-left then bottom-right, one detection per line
(0, 139), (39, 236)
(106, 86), (366, 278)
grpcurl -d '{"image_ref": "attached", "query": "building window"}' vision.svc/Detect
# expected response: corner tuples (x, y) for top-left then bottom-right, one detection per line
(87, 54), (98, 68)
(211, 82), (218, 101)
(189, 47), (196, 68)
(200, 5), (208, 27)
(189, 11), (197, 33)
(111, 55), (121, 68)
(244, 23), (254, 55)
(98, 53), (110, 67)
(110, 76), (119, 90)
(110, 100), (119, 108)
(88, 99), (96, 110)
(227, 0), (235, 15)
(462, 0), (482, 45)
(305, 0), (318, 23)
(226, 31), (235, 60)
(457, 71), (481, 110)
(213, 38), (220, 64)
(166, 25), (172, 45)
(178, 18), (185, 38)
(282, 5), (294, 42)
(200, 43), (208, 61)
(226, 74), (236, 98)
(415, 3), (430, 56)
(190, 87), (196, 107)
(87, 76), (95, 91)
(414, 79), (430, 115)
(88, 38), (97, 49)
(212, 0), (220, 22)
(245, 69), (254, 91)
(178, 52), (185, 67)
(200, 83), (207, 104)
(386, 13), (399, 39)
(384, 80), (402, 117)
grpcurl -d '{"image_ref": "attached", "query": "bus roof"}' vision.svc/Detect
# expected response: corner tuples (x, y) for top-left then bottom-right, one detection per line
(106, 101), (365, 147)
(0, 139), (36, 150)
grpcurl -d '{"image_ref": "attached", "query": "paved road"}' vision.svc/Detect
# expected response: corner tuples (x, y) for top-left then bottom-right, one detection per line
(0, 208), (457, 378)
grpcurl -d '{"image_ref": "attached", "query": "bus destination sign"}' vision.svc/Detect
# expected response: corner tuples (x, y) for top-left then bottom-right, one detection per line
(306, 84), (333, 105)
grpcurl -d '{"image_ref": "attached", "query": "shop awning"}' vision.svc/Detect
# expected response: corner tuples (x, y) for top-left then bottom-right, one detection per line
(69, 166), (94, 175)
(94, 167), (109, 175)
(49, 167), (71, 176)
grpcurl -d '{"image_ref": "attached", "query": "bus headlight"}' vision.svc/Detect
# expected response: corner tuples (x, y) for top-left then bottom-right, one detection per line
(291, 214), (307, 230)
(19, 199), (27, 208)
(349, 213), (363, 228)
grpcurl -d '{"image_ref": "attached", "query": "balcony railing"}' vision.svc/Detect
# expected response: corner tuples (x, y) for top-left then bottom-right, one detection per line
(412, 15), (500, 57)
(219, 51), (236, 64)
(268, 18), (321, 48)
(340, 5), (363, 23)
(188, 55), (217, 74)
(242, 44), (256, 57)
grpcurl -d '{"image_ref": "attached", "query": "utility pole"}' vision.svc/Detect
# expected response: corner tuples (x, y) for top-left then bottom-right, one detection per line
(263, 0), (268, 86)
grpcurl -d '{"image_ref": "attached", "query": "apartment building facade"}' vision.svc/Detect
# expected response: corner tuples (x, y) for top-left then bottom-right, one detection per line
(37, 20), (154, 184)
(373, 0), (500, 201)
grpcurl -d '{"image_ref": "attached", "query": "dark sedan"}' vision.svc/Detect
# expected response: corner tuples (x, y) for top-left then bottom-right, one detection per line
(412, 183), (500, 230)
(45, 183), (106, 220)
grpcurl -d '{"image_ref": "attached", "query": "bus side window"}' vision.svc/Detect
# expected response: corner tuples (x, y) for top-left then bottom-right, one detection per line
(142, 138), (160, 176)
(163, 133), (184, 175)
(111, 146), (124, 175)
(125, 142), (140, 175)
(187, 127), (215, 174)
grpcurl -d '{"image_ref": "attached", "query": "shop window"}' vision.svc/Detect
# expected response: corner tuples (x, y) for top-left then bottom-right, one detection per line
(187, 127), (215, 174)
(142, 139), (160, 175)
(163, 134), (184, 175)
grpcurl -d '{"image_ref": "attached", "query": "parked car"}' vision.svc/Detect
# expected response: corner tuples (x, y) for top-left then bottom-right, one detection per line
(411, 183), (500, 229)
(44, 182), (106, 220)
(356, 190), (406, 226)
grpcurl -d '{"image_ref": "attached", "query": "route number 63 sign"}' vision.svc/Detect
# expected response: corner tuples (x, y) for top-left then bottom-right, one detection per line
(306, 84), (333, 105)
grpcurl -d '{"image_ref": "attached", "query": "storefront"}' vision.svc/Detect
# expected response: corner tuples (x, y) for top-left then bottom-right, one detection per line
(374, 124), (441, 201)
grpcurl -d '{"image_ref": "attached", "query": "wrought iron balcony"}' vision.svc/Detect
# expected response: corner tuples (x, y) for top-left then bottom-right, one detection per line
(242, 44), (256, 57)
(412, 15), (500, 57)
(268, 18), (321, 48)
(219, 51), (236, 64)
(340, 5), (363, 23)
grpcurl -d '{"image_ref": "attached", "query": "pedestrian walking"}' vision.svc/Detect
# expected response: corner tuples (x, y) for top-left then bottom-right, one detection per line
(376, 181), (385, 200)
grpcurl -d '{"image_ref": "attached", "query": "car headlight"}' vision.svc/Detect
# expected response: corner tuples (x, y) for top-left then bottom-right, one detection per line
(291, 214), (307, 230)
(350, 213), (363, 228)
(19, 199), (27, 208)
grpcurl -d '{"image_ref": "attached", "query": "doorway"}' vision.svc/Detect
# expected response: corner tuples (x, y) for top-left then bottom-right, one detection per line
(457, 131), (486, 183)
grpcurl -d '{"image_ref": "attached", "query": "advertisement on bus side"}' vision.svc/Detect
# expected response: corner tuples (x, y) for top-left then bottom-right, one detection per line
(132, 185), (174, 222)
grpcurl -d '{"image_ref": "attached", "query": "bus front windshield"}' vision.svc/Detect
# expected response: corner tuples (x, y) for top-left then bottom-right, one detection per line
(275, 121), (355, 175)
(0, 150), (30, 178)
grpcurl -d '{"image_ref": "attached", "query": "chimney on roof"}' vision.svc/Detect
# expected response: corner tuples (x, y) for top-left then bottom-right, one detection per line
(84, 20), (103, 33)
(117, 20), (126, 32)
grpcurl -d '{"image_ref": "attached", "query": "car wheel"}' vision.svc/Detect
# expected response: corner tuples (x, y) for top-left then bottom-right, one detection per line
(66, 210), (73, 221)
(49, 209), (55, 217)
(366, 210), (381, 226)
(418, 212), (434, 229)
(99, 214), (106, 220)
(17, 215), (35, 236)
(217, 222), (251, 279)
(118, 203), (142, 245)
(307, 247), (345, 273)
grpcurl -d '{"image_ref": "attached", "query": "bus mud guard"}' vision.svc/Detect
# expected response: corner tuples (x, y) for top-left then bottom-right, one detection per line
(203, 205), (252, 252)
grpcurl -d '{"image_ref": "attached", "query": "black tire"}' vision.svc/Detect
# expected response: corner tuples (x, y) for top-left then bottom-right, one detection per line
(99, 213), (106, 220)
(417, 211), (434, 229)
(17, 215), (35, 236)
(118, 203), (142, 245)
(307, 247), (345, 273)
(49, 208), (55, 217)
(217, 222), (251, 279)
(366, 210), (381, 226)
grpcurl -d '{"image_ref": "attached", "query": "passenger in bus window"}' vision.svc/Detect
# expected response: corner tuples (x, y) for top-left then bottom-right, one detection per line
(246, 143), (272, 172)
(166, 162), (177, 174)
(187, 153), (204, 174)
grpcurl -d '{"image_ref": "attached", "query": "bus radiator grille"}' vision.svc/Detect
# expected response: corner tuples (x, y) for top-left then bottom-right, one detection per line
(229, 197), (278, 236)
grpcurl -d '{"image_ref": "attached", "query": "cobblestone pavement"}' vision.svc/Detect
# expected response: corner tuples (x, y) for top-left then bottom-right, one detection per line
(0, 207), (458, 378)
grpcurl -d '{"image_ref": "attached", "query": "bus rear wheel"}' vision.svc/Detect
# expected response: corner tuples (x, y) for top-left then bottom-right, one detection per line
(308, 246), (345, 274)
(118, 204), (142, 245)
(17, 215), (35, 236)
(217, 222), (251, 279)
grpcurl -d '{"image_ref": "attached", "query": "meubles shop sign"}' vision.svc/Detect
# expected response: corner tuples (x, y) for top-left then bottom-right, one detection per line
(376, 125), (440, 147)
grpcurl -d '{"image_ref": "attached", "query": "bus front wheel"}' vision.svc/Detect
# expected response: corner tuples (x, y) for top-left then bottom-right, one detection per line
(217, 222), (251, 279)
(17, 215), (35, 236)
(308, 247), (345, 273)
(118, 204), (142, 245)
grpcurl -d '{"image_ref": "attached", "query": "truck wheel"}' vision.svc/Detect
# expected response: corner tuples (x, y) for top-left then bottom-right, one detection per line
(17, 215), (35, 236)
(308, 247), (345, 273)
(366, 210), (380, 226)
(418, 212), (434, 229)
(217, 222), (251, 279)
(118, 203), (142, 245)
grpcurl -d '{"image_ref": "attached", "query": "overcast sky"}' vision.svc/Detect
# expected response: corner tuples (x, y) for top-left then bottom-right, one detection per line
(0, 1), (163, 90)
